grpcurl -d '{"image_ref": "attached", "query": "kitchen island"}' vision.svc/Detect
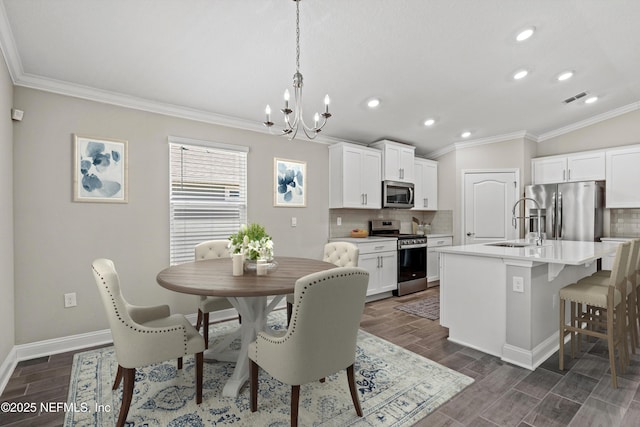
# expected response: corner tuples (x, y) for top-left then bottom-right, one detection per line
(437, 239), (619, 370)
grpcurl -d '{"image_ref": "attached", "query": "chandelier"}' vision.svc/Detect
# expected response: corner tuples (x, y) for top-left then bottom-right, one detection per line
(263, 0), (331, 140)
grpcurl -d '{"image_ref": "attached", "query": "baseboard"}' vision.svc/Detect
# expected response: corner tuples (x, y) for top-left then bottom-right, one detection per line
(0, 303), (286, 396)
(0, 347), (18, 396)
(502, 332), (570, 370)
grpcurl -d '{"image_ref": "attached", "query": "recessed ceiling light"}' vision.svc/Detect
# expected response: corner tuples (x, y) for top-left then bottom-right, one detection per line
(423, 118), (435, 127)
(585, 96), (598, 104)
(367, 98), (380, 108)
(516, 27), (535, 42)
(513, 69), (529, 80)
(557, 71), (574, 81)
(461, 131), (471, 138)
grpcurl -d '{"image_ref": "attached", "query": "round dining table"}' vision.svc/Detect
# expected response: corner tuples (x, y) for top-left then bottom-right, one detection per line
(156, 256), (336, 397)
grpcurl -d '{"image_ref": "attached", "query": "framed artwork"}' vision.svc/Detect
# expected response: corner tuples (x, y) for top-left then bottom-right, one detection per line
(274, 157), (306, 207)
(73, 134), (128, 203)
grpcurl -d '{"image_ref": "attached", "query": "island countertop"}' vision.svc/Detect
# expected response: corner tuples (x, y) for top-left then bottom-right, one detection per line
(435, 239), (620, 265)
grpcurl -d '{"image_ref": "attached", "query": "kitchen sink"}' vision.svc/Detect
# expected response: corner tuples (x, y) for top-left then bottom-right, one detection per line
(485, 242), (530, 248)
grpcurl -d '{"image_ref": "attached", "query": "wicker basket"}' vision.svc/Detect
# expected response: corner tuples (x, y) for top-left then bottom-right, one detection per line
(350, 229), (369, 238)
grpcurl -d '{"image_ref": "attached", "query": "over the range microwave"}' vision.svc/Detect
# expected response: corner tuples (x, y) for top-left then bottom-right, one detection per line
(382, 180), (414, 209)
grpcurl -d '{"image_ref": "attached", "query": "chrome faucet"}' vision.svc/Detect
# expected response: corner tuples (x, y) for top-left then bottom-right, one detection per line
(512, 197), (543, 246)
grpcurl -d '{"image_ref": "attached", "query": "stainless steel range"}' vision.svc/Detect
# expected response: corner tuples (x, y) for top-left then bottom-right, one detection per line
(369, 220), (428, 296)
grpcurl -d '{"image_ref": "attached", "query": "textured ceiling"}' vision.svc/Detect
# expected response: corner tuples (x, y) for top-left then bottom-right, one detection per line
(1, 0), (639, 156)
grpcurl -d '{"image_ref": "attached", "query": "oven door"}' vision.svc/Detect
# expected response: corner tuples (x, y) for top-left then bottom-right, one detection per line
(398, 245), (427, 283)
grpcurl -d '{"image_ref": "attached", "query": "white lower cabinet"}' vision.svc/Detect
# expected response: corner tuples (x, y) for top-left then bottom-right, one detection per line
(355, 240), (398, 296)
(426, 236), (453, 282)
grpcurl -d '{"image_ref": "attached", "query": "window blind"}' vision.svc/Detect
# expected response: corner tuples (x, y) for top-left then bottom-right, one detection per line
(169, 140), (247, 265)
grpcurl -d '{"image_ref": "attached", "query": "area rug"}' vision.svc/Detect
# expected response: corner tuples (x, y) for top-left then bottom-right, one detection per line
(64, 311), (471, 426)
(395, 296), (440, 320)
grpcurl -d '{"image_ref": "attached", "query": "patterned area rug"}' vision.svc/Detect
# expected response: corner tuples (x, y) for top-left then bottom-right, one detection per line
(394, 296), (440, 320)
(64, 311), (471, 426)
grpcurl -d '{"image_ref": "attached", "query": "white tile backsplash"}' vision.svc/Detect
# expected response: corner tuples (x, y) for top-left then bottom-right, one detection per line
(329, 209), (453, 238)
(610, 209), (640, 238)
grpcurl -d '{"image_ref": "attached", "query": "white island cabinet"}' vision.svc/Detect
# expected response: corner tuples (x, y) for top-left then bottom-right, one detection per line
(437, 240), (619, 370)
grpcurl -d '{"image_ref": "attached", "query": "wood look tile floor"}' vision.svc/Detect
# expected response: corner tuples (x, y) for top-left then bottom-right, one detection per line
(3, 285), (640, 426)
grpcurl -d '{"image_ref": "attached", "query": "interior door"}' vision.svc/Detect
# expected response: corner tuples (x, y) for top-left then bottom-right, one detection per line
(463, 171), (518, 244)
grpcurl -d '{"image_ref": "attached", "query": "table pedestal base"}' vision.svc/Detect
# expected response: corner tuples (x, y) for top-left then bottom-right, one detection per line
(204, 295), (284, 397)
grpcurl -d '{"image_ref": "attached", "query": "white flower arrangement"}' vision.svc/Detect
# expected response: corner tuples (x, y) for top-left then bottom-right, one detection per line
(228, 223), (274, 261)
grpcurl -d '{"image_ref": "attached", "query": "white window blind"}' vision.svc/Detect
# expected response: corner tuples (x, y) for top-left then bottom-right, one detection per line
(169, 139), (247, 265)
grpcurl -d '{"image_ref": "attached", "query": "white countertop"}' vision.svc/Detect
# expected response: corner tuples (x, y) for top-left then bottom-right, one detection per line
(426, 233), (453, 239)
(436, 239), (620, 265)
(329, 236), (397, 243)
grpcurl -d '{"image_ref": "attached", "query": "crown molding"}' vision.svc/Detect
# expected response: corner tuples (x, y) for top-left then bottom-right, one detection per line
(427, 131), (540, 159)
(538, 101), (640, 142)
(0, 1), (21, 82)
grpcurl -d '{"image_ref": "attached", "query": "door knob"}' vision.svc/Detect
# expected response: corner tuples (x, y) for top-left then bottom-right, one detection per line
(466, 232), (475, 236)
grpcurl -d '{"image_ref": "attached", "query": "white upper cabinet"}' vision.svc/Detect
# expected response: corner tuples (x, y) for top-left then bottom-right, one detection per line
(329, 143), (381, 209)
(413, 158), (438, 210)
(606, 146), (640, 208)
(532, 151), (605, 184)
(370, 140), (415, 183)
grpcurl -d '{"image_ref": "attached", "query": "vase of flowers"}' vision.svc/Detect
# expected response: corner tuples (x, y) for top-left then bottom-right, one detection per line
(228, 223), (274, 261)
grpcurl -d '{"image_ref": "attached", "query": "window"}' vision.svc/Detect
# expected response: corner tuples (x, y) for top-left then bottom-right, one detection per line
(169, 137), (248, 265)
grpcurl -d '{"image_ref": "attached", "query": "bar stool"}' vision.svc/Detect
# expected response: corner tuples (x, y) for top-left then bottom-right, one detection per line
(579, 239), (640, 354)
(558, 241), (630, 388)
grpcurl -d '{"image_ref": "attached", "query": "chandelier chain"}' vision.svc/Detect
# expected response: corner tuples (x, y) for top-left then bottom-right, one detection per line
(295, 0), (300, 73)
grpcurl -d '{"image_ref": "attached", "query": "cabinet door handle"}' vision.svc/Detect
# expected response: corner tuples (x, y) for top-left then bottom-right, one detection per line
(563, 169), (566, 181)
(362, 193), (365, 205)
(568, 169), (571, 181)
(380, 256), (383, 268)
(424, 198), (428, 207)
(374, 246), (385, 250)
(365, 193), (368, 205)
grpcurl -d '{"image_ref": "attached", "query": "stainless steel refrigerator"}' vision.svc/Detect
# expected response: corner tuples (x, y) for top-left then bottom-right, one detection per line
(524, 181), (605, 241)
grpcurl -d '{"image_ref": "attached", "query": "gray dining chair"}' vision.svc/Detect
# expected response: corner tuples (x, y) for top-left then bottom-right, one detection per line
(286, 241), (359, 324)
(249, 267), (369, 426)
(194, 239), (238, 348)
(92, 258), (204, 427)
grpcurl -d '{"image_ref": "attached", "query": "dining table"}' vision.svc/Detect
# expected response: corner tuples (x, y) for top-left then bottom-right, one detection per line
(156, 256), (336, 397)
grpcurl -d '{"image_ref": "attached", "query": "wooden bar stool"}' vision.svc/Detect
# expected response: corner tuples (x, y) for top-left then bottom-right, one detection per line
(558, 241), (630, 388)
(579, 239), (640, 355)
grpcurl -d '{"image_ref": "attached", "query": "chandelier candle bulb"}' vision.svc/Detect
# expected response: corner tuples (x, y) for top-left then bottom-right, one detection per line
(265, 105), (271, 121)
(324, 94), (330, 113)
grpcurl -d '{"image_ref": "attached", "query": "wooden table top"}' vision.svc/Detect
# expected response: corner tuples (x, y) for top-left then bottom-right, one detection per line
(156, 256), (336, 297)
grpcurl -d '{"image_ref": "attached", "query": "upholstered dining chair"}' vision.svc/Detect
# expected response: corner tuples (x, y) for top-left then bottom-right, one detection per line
(286, 241), (359, 324)
(249, 267), (369, 426)
(558, 242), (630, 388)
(194, 239), (237, 348)
(92, 258), (204, 427)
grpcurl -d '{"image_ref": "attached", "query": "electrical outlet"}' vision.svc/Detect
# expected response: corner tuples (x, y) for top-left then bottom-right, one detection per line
(337, 217), (342, 226)
(64, 292), (77, 308)
(512, 276), (524, 293)
(291, 217), (297, 227)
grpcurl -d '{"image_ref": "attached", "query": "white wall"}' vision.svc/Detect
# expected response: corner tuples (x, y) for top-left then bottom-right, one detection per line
(0, 47), (15, 365)
(12, 87), (330, 344)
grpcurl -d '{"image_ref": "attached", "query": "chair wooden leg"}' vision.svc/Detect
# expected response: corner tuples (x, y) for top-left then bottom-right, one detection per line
(319, 377), (325, 383)
(559, 296), (565, 371)
(113, 364), (123, 390)
(196, 309), (203, 330)
(291, 385), (300, 427)
(116, 368), (135, 427)
(286, 302), (293, 326)
(570, 301), (577, 358)
(195, 352), (203, 404)
(178, 357), (183, 370)
(203, 312), (210, 349)
(608, 301), (618, 388)
(347, 364), (363, 417)
(250, 360), (259, 412)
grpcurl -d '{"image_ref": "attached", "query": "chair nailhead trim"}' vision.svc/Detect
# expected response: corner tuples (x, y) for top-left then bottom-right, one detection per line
(93, 264), (190, 355)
